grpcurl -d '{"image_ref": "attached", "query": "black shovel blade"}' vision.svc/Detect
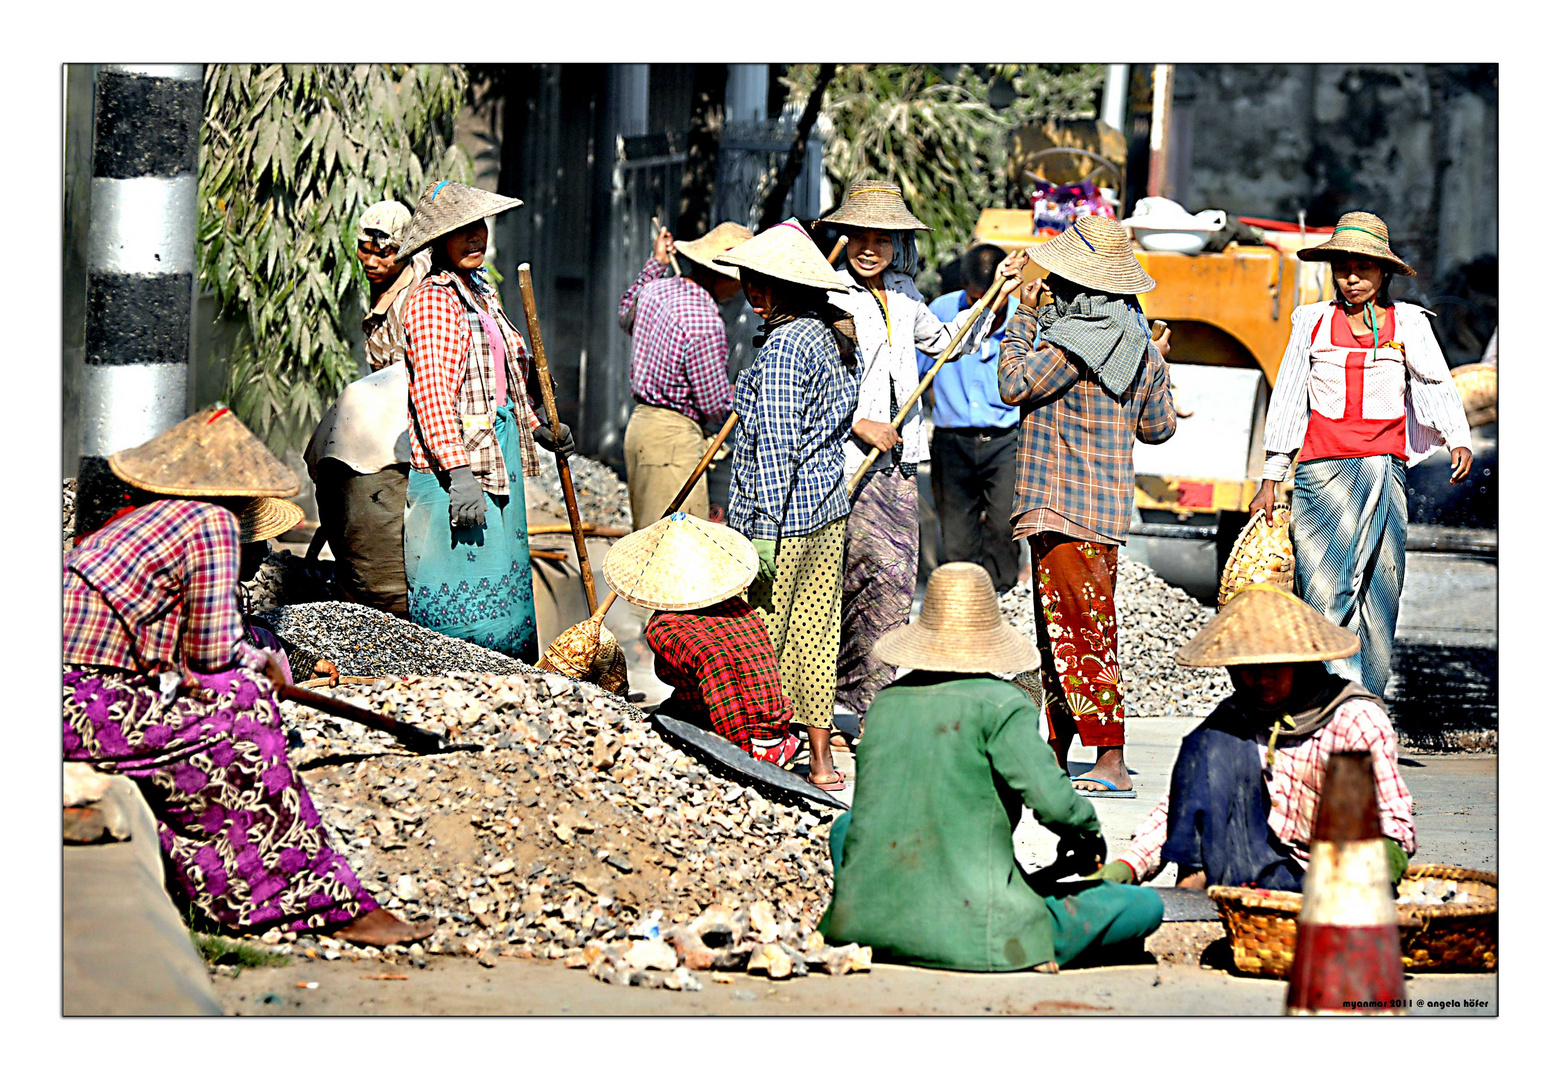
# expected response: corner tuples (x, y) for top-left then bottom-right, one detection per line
(648, 712), (849, 812)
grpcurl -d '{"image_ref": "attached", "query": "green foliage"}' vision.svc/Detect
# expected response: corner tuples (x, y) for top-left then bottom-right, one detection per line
(190, 929), (290, 969)
(199, 64), (472, 454)
(785, 64), (1104, 291)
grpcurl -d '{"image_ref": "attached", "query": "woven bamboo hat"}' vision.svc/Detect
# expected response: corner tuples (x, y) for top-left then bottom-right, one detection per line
(873, 562), (1042, 675)
(675, 221), (755, 280)
(1297, 211), (1416, 277)
(714, 220), (848, 293)
(1025, 216), (1157, 296)
(236, 497), (305, 544)
(1175, 583), (1360, 668)
(398, 180), (523, 258)
(601, 511), (760, 612)
(819, 179), (931, 232)
(109, 405), (300, 499)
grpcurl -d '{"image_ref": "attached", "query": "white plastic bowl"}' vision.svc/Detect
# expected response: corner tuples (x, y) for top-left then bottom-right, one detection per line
(1132, 228), (1208, 255)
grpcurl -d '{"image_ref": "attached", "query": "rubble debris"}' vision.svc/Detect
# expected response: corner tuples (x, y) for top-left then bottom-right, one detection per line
(253, 602), (531, 679)
(532, 450), (631, 531)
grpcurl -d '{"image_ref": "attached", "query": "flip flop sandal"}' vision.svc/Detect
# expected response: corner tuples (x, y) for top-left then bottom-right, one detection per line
(808, 769), (848, 792)
(754, 731), (802, 771)
(1072, 777), (1136, 799)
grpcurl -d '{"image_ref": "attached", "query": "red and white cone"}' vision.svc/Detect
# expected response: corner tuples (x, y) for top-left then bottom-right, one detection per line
(1285, 750), (1405, 1015)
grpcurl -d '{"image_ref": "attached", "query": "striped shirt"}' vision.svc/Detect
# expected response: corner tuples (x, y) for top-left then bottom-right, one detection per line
(998, 304), (1176, 544)
(618, 257), (735, 424)
(1262, 301), (1471, 481)
(726, 318), (859, 541)
(64, 500), (246, 674)
(1117, 696), (1417, 883)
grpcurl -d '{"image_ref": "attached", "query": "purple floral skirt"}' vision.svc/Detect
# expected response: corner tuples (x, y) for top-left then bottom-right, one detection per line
(62, 665), (377, 934)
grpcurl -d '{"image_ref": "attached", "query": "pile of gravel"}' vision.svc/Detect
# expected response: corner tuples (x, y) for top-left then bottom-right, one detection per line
(252, 601), (530, 679)
(242, 551), (336, 614)
(268, 668), (860, 991)
(997, 558), (1232, 718)
(62, 478), (77, 553)
(532, 451), (632, 531)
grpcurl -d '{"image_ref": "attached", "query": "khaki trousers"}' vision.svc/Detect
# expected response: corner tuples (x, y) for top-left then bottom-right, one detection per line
(623, 403), (709, 529)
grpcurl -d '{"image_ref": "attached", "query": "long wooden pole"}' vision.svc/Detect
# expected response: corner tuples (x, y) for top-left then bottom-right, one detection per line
(517, 263), (598, 611)
(651, 216), (681, 275)
(847, 274), (1007, 492)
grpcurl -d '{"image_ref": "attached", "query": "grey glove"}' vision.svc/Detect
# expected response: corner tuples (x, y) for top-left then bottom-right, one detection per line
(533, 422), (575, 458)
(1052, 831), (1108, 880)
(446, 466), (487, 529)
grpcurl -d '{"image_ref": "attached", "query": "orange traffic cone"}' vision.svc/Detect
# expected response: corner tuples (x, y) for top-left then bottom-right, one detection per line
(1285, 750), (1405, 1015)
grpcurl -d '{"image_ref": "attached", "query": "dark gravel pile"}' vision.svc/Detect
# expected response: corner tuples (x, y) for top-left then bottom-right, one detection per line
(252, 601), (530, 679)
(533, 451), (632, 530)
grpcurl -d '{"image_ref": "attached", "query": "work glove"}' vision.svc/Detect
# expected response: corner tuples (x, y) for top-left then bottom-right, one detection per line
(447, 466), (487, 530)
(533, 421), (575, 458)
(1085, 860), (1136, 885)
(1051, 830), (1108, 880)
(1385, 838), (1409, 886)
(751, 539), (778, 584)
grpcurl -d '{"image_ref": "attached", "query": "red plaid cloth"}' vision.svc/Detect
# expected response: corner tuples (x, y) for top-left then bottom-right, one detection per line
(404, 268), (540, 497)
(1117, 697), (1416, 882)
(619, 257), (734, 424)
(645, 598), (793, 753)
(63, 500), (246, 674)
(999, 304), (1176, 543)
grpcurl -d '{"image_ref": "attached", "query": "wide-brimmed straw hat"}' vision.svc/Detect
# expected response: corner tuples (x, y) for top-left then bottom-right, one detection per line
(236, 497), (305, 543)
(1175, 583), (1360, 668)
(714, 220), (848, 293)
(601, 511), (760, 611)
(675, 221), (754, 280)
(109, 405), (300, 499)
(1297, 211), (1416, 277)
(398, 180), (523, 258)
(1026, 215), (1157, 296)
(819, 180), (931, 232)
(873, 563), (1041, 675)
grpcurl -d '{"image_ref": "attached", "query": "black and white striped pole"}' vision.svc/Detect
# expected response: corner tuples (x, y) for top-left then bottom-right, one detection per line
(75, 64), (203, 536)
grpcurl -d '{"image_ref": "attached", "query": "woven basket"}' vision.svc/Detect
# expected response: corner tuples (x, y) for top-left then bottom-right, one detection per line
(1209, 864), (1497, 978)
(1453, 363), (1497, 428)
(1217, 508), (1295, 608)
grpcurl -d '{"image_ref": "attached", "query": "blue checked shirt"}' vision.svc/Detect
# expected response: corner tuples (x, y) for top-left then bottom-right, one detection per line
(999, 304), (1177, 544)
(726, 318), (859, 541)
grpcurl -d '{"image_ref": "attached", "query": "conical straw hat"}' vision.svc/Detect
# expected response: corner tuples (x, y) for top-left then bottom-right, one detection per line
(602, 512), (760, 611)
(109, 405), (300, 498)
(398, 180), (523, 258)
(674, 221), (754, 279)
(1175, 583), (1360, 668)
(236, 497), (305, 543)
(714, 220), (848, 293)
(1025, 216), (1157, 296)
(1297, 211), (1415, 277)
(873, 562), (1041, 675)
(819, 179), (931, 232)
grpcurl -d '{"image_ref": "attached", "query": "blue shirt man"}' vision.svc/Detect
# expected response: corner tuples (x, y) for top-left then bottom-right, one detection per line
(917, 244), (1024, 592)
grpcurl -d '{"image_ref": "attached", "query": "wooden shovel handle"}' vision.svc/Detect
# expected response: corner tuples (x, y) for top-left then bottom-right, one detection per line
(847, 273), (1007, 491)
(517, 262), (598, 611)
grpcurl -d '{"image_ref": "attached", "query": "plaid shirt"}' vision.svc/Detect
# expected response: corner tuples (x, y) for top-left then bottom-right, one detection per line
(363, 249), (431, 373)
(999, 304), (1176, 544)
(63, 500), (246, 674)
(726, 318), (859, 541)
(645, 598), (793, 753)
(619, 256), (735, 424)
(404, 267), (541, 497)
(1117, 697), (1417, 882)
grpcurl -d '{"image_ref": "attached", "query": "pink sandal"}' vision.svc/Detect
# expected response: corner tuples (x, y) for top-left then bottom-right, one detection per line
(754, 731), (802, 770)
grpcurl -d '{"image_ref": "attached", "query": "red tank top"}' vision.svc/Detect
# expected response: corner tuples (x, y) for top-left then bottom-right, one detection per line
(1299, 306), (1408, 464)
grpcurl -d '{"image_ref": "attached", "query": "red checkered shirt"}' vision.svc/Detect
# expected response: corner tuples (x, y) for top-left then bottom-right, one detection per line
(1116, 697), (1417, 882)
(644, 598), (793, 753)
(63, 500), (247, 674)
(999, 304), (1176, 543)
(404, 267), (541, 497)
(619, 257), (735, 424)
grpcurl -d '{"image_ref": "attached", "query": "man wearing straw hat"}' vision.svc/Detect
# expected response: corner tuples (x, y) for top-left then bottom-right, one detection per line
(618, 221), (754, 530)
(305, 199), (431, 614)
(999, 216), (1177, 798)
(603, 512), (801, 766)
(1249, 211), (1471, 700)
(818, 180), (1022, 726)
(819, 563), (1164, 972)
(1100, 584), (1415, 890)
(63, 406), (434, 947)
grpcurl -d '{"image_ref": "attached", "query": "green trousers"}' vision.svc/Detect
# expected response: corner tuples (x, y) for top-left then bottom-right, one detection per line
(828, 811), (1162, 969)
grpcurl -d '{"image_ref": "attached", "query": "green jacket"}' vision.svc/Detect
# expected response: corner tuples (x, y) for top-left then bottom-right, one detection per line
(819, 673), (1101, 970)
